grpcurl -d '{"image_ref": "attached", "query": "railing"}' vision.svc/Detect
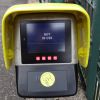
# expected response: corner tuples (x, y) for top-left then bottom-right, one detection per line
(75, 0), (100, 100)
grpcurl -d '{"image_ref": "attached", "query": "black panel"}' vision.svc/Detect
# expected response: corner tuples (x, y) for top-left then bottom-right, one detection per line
(16, 64), (77, 97)
(28, 71), (68, 93)
(20, 20), (71, 64)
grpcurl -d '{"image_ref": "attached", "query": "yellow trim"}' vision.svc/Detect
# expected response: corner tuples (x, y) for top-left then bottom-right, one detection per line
(2, 3), (90, 70)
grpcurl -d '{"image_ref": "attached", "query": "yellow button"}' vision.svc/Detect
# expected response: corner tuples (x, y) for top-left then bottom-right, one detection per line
(40, 72), (55, 87)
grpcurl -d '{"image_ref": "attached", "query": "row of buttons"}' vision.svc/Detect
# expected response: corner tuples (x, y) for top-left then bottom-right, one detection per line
(36, 56), (58, 61)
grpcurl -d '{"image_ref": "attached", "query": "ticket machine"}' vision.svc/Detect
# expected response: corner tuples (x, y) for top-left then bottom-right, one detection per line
(2, 3), (90, 98)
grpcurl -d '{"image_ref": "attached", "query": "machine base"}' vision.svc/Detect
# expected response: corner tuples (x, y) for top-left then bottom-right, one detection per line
(16, 64), (77, 98)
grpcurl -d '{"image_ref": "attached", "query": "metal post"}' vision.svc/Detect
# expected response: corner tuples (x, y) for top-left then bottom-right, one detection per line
(86, 0), (100, 100)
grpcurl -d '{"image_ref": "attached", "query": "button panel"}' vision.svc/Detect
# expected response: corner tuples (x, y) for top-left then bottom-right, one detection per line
(36, 56), (58, 61)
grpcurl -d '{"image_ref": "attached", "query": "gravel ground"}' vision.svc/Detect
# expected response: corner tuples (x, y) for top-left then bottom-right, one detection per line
(0, 0), (87, 100)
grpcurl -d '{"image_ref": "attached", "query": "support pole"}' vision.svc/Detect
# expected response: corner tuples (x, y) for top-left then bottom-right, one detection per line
(86, 0), (100, 100)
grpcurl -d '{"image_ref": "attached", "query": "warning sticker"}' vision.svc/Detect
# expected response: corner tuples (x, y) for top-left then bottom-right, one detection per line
(40, 72), (55, 87)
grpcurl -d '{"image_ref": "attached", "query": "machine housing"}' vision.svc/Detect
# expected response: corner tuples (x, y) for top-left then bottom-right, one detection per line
(14, 14), (78, 97)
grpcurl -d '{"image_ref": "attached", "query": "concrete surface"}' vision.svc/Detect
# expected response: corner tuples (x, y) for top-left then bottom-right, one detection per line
(0, 0), (87, 100)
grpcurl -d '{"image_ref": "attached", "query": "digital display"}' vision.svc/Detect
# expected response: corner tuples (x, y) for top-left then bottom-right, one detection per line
(26, 22), (65, 53)
(20, 20), (71, 64)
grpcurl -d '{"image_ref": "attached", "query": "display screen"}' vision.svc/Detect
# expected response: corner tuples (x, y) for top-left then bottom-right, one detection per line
(20, 20), (71, 64)
(26, 22), (65, 53)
